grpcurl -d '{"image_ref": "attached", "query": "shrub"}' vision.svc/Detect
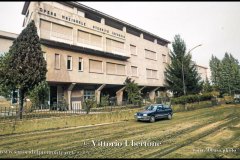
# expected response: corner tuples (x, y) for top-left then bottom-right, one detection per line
(99, 94), (109, 107)
(84, 98), (96, 114)
(171, 92), (214, 105)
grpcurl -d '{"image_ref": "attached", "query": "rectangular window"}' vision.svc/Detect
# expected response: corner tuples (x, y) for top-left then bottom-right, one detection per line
(55, 54), (60, 69)
(84, 90), (95, 100)
(106, 62), (116, 75)
(130, 45), (137, 55)
(162, 54), (167, 63)
(78, 57), (83, 71)
(77, 30), (102, 48)
(67, 56), (72, 70)
(116, 64), (126, 75)
(106, 38), (124, 53)
(106, 62), (126, 75)
(146, 69), (158, 79)
(131, 66), (138, 77)
(145, 49), (157, 60)
(52, 23), (73, 41)
(40, 20), (51, 39)
(89, 59), (103, 73)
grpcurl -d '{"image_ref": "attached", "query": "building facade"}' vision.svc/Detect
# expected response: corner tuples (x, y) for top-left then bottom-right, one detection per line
(0, 2), (209, 109)
(0, 30), (18, 55)
(20, 1), (172, 109)
(196, 65), (208, 81)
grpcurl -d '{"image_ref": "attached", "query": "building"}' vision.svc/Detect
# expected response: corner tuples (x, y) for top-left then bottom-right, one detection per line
(196, 64), (208, 81)
(20, 1), (172, 109)
(0, 2), (208, 109)
(0, 30), (18, 55)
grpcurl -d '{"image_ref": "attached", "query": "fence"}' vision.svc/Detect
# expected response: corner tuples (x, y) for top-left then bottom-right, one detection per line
(0, 103), (88, 122)
(0, 103), (144, 122)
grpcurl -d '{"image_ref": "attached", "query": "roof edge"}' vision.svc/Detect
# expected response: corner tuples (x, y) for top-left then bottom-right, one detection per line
(22, 1), (30, 15)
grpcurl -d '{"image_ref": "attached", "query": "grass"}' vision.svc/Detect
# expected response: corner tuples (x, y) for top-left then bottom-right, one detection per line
(0, 104), (239, 158)
(0, 108), (141, 135)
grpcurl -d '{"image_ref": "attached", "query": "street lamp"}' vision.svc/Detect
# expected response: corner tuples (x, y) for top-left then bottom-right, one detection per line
(182, 44), (202, 95)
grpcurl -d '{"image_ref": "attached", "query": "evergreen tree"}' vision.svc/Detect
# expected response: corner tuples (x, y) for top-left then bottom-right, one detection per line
(209, 55), (221, 88)
(0, 53), (11, 98)
(202, 77), (213, 93)
(0, 20), (47, 119)
(124, 77), (142, 105)
(165, 35), (202, 97)
(219, 53), (240, 95)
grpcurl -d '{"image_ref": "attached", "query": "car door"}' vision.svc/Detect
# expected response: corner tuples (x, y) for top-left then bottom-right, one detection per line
(156, 105), (165, 119)
(163, 105), (172, 117)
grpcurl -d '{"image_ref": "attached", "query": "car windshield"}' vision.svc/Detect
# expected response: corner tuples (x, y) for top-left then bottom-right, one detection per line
(146, 105), (157, 111)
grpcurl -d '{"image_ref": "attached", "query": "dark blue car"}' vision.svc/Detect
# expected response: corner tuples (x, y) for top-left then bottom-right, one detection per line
(134, 104), (173, 123)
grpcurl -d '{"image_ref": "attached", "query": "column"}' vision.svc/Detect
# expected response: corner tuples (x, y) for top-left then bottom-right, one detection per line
(95, 84), (106, 104)
(101, 18), (105, 24)
(67, 83), (76, 110)
(116, 86), (125, 106)
(149, 87), (160, 102)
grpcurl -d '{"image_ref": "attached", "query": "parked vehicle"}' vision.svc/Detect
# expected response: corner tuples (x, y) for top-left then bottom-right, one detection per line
(134, 104), (173, 123)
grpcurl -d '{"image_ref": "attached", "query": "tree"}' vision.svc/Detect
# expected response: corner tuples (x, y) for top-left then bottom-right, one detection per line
(29, 81), (49, 109)
(124, 77), (142, 105)
(202, 77), (213, 93)
(0, 20), (47, 119)
(0, 53), (12, 99)
(165, 35), (202, 97)
(209, 55), (221, 88)
(219, 53), (240, 95)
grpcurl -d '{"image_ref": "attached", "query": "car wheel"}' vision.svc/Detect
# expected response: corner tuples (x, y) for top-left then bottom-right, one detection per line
(150, 116), (155, 123)
(167, 114), (172, 120)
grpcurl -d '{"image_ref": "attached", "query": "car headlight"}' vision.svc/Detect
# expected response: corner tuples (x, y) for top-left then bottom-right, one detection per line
(134, 113), (137, 116)
(143, 114), (148, 116)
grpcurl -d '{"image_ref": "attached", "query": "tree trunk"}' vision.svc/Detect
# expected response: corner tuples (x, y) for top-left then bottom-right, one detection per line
(19, 89), (25, 119)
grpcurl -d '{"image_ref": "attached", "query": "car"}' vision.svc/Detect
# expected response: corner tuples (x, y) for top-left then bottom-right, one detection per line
(134, 104), (173, 123)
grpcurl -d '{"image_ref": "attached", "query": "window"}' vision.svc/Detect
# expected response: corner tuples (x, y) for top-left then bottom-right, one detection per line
(55, 54), (60, 69)
(89, 59), (103, 73)
(145, 49), (157, 60)
(131, 66), (138, 77)
(162, 54), (167, 63)
(52, 23), (73, 41)
(77, 30), (102, 48)
(40, 20), (51, 39)
(78, 58), (83, 71)
(67, 56), (72, 70)
(130, 45), (137, 55)
(146, 69), (158, 79)
(84, 90), (95, 100)
(106, 38), (124, 53)
(106, 62), (126, 75)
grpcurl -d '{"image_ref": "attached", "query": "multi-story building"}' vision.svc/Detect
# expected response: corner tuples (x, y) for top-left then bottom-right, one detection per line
(20, 1), (171, 109)
(0, 2), (209, 109)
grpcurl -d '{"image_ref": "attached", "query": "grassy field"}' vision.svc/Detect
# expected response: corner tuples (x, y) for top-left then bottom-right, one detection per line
(0, 104), (239, 158)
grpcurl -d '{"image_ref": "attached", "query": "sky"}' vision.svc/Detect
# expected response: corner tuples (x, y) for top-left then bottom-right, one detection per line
(0, 2), (240, 72)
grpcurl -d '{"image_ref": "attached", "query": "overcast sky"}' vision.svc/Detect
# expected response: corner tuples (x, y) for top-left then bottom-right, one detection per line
(0, 2), (240, 71)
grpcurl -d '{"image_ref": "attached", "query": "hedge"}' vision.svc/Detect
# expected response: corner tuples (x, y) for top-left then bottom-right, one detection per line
(171, 92), (214, 105)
